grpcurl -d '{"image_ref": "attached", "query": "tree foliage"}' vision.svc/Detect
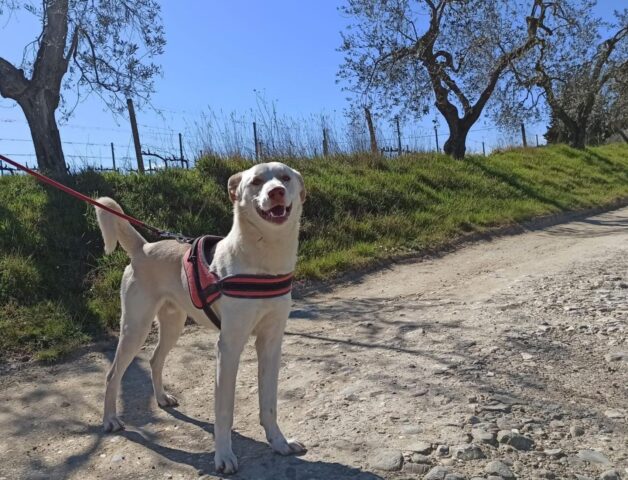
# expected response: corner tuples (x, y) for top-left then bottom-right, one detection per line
(0, 0), (165, 172)
(495, 6), (627, 148)
(338, 0), (559, 158)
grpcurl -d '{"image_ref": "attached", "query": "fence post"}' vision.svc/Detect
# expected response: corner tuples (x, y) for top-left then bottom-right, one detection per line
(126, 98), (145, 174)
(253, 122), (259, 161)
(396, 116), (402, 156)
(110, 142), (116, 171)
(482, 141), (486, 156)
(536, 134), (539, 147)
(322, 128), (329, 157)
(434, 126), (440, 153)
(179, 133), (187, 168)
(364, 106), (378, 153)
(521, 122), (527, 148)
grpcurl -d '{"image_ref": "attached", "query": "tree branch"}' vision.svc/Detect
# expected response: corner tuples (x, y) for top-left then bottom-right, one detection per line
(0, 56), (30, 100)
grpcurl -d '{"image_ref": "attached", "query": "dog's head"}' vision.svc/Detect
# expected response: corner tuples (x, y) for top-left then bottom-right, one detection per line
(227, 162), (306, 229)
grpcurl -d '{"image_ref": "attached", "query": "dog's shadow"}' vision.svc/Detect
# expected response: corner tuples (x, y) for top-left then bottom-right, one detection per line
(121, 408), (382, 480)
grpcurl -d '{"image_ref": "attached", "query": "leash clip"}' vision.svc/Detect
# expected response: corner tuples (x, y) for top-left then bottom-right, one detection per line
(159, 231), (195, 244)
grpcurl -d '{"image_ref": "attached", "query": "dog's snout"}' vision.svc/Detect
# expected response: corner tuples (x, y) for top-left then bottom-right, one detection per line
(268, 186), (286, 201)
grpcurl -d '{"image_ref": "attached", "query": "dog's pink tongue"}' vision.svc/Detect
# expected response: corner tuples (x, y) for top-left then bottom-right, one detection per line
(270, 205), (286, 217)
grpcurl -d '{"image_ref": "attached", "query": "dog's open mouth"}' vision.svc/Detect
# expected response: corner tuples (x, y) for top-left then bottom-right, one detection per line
(256, 204), (292, 224)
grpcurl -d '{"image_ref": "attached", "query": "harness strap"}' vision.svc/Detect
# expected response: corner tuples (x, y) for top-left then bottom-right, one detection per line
(184, 235), (294, 330)
(187, 237), (222, 329)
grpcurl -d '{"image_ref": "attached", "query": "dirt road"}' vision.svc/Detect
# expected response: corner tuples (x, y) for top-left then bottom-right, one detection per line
(1, 207), (627, 480)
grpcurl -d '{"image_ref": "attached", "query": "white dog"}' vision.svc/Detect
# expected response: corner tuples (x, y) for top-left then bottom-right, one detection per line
(94, 162), (307, 473)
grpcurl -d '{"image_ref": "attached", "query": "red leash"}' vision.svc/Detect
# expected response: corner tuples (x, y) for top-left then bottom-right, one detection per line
(0, 153), (192, 242)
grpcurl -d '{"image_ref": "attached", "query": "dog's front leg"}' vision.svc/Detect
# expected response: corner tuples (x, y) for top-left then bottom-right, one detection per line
(214, 330), (248, 474)
(255, 318), (306, 456)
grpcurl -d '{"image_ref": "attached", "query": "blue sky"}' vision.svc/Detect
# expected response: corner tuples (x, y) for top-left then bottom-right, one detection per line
(0, 1), (621, 169)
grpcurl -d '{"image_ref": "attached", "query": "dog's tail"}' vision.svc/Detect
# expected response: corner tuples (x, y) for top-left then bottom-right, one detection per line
(94, 197), (146, 258)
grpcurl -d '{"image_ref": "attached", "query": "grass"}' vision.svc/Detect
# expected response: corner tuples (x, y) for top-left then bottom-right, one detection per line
(1, 143), (627, 361)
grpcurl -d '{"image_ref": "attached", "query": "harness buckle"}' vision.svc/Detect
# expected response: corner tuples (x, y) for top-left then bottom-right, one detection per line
(201, 280), (222, 298)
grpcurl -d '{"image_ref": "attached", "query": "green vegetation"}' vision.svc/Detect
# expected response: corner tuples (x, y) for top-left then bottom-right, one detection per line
(1, 144), (627, 361)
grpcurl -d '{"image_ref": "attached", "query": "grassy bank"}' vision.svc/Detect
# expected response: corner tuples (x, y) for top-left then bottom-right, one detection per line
(1, 144), (627, 361)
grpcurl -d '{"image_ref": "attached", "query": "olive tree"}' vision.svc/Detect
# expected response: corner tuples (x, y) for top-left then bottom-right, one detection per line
(494, 7), (627, 149)
(338, 0), (561, 159)
(535, 13), (626, 148)
(0, 0), (165, 174)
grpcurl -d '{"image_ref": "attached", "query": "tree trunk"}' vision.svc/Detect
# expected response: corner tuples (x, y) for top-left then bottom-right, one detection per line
(570, 124), (587, 150)
(19, 90), (67, 175)
(0, 0), (73, 175)
(364, 106), (378, 153)
(443, 120), (470, 159)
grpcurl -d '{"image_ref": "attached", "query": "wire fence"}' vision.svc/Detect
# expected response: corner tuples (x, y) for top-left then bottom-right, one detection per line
(0, 111), (547, 175)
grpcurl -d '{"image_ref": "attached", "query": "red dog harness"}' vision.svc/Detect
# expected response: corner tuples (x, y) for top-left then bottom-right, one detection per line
(183, 235), (294, 329)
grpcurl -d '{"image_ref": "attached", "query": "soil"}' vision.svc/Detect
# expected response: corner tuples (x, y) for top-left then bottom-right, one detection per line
(1, 207), (627, 480)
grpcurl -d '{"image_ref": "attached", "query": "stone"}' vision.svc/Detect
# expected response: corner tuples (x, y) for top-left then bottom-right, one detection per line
(576, 449), (612, 466)
(436, 444), (450, 457)
(371, 449), (403, 471)
(604, 409), (625, 420)
(549, 420), (565, 429)
(401, 424), (422, 434)
(570, 424), (585, 437)
(424, 466), (451, 480)
(567, 455), (586, 468)
(497, 430), (535, 451)
(481, 403), (512, 413)
(410, 453), (431, 464)
(574, 476), (593, 480)
(453, 443), (485, 460)
(407, 441), (432, 455)
(445, 475), (466, 480)
(472, 427), (497, 446)
(403, 463), (430, 474)
(537, 470), (556, 479)
(544, 448), (564, 458)
(599, 470), (621, 480)
(485, 460), (515, 479)
(497, 417), (522, 431)
(467, 415), (481, 425)
(604, 352), (628, 363)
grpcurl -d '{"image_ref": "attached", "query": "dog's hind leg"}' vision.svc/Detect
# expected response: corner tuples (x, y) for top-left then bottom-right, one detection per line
(103, 272), (159, 432)
(150, 301), (186, 408)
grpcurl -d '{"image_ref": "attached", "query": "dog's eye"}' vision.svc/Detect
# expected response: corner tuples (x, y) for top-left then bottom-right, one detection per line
(280, 175), (291, 182)
(250, 177), (263, 186)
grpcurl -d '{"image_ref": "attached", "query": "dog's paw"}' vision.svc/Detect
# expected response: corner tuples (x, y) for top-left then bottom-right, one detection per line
(103, 416), (125, 433)
(269, 437), (307, 456)
(156, 393), (179, 408)
(214, 449), (238, 474)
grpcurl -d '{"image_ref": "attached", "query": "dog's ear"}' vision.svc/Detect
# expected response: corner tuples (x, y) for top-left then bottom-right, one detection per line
(228, 172), (243, 203)
(293, 169), (306, 204)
